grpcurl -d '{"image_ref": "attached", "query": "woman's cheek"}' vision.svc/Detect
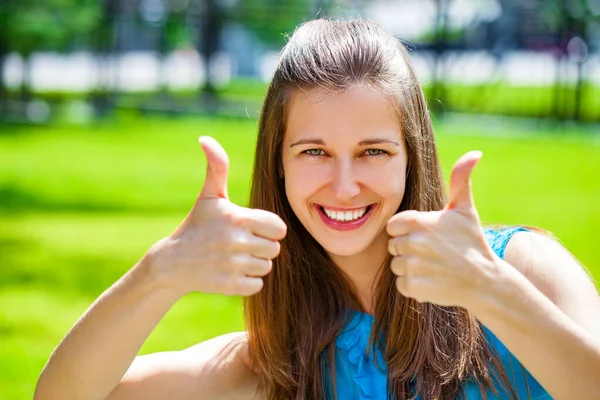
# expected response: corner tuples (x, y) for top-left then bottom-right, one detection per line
(285, 163), (329, 199)
(368, 167), (406, 210)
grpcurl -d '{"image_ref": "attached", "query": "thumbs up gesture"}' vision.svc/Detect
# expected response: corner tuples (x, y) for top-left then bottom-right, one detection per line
(145, 137), (287, 297)
(386, 151), (500, 308)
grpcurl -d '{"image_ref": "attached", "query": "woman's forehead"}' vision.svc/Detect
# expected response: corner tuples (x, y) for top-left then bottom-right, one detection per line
(284, 86), (401, 144)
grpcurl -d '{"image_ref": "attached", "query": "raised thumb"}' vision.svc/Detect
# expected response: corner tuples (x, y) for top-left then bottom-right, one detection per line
(198, 136), (229, 199)
(447, 150), (482, 211)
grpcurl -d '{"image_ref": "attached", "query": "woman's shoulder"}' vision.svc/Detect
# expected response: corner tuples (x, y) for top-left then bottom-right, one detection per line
(487, 227), (577, 305)
(108, 332), (262, 400)
(183, 331), (249, 365)
(501, 227), (591, 296)
(496, 227), (600, 340)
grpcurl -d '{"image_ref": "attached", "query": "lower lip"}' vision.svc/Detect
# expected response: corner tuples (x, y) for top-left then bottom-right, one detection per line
(315, 205), (375, 231)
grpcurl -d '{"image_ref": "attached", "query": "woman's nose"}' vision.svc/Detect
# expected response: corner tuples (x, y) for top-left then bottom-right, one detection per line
(331, 159), (360, 202)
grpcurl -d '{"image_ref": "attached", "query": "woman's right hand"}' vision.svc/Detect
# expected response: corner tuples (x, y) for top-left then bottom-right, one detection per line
(144, 136), (287, 297)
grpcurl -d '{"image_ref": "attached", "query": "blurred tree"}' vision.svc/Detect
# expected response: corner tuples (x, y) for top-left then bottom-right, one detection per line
(232, 0), (326, 47)
(0, 2), (9, 117)
(91, 0), (118, 117)
(3, 0), (101, 101)
(202, 0), (222, 101)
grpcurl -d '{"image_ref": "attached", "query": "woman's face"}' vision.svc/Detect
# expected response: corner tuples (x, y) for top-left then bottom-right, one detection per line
(282, 85), (408, 257)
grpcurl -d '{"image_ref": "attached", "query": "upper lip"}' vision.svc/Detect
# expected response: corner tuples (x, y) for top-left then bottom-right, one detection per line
(317, 204), (373, 211)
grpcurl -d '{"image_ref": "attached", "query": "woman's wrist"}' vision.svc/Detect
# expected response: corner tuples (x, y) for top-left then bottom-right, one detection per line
(133, 241), (188, 303)
(468, 259), (527, 323)
(469, 259), (554, 332)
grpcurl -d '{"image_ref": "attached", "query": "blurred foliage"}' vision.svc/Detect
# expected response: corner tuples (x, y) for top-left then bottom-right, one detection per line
(0, 0), (101, 56)
(231, 0), (321, 47)
(0, 0), (319, 55)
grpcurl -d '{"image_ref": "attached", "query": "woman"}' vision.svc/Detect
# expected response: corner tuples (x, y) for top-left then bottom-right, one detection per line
(35, 19), (600, 400)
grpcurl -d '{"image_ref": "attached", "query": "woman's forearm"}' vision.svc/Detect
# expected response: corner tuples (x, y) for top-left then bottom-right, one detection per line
(472, 262), (600, 400)
(35, 257), (181, 400)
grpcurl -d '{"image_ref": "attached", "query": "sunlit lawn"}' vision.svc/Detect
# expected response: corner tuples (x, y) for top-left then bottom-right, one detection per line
(1, 116), (599, 400)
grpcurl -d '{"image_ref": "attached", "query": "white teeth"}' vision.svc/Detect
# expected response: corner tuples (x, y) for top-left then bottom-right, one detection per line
(322, 206), (368, 222)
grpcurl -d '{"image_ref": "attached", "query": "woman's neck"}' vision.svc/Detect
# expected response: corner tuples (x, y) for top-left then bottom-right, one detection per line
(328, 231), (390, 315)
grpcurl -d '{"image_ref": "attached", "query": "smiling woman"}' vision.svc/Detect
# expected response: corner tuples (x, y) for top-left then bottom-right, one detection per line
(282, 86), (408, 263)
(243, 19), (600, 400)
(35, 18), (600, 400)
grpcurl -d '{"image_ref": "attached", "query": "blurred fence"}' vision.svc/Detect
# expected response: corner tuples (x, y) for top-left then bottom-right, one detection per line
(1, 0), (600, 124)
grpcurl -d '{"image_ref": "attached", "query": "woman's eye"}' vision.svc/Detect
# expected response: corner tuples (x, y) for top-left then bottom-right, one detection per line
(364, 149), (387, 156)
(303, 149), (325, 157)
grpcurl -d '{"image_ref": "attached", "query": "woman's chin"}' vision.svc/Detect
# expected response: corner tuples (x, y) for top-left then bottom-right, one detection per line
(318, 239), (372, 257)
(313, 226), (390, 260)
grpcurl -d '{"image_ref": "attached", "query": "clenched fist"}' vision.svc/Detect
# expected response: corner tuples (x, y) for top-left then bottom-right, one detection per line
(386, 151), (500, 308)
(145, 136), (287, 297)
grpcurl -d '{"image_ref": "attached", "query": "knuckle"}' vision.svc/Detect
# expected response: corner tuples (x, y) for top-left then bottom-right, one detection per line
(404, 277), (417, 296)
(408, 234), (424, 251)
(387, 238), (397, 255)
(408, 214), (420, 227)
(229, 209), (252, 228)
(227, 231), (248, 252)
(385, 219), (395, 235)
(274, 218), (288, 238)
(257, 258), (272, 275)
(250, 259), (271, 276)
(264, 214), (287, 240)
(269, 240), (281, 258)
(403, 211), (424, 229)
(224, 278), (241, 296)
(229, 254), (246, 271)
(246, 278), (264, 295)
(404, 256), (418, 275)
(217, 276), (235, 296)
(390, 257), (404, 276)
(386, 218), (402, 235)
(253, 239), (280, 260)
(264, 259), (273, 274)
(279, 220), (288, 237)
(395, 276), (409, 296)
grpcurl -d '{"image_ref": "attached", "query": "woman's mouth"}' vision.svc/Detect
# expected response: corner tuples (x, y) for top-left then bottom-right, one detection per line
(315, 204), (375, 231)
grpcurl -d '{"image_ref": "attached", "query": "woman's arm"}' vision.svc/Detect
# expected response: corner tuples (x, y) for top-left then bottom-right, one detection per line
(471, 231), (600, 400)
(35, 256), (261, 400)
(505, 231), (600, 339)
(34, 137), (286, 400)
(106, 332), (260, 400)
(34, 258), (180, 400)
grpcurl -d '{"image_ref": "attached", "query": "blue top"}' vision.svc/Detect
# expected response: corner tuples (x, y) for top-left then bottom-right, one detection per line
(331, 227), (553, 399)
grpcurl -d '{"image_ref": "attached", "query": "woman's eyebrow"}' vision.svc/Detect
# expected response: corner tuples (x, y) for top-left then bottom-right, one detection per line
(358, 138), (401, 146)
(289, 138), (400, 147)
(290, 138), (325, 147)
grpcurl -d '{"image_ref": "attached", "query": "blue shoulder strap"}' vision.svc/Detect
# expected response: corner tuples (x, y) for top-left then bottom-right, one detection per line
(484, 226), (529, 259)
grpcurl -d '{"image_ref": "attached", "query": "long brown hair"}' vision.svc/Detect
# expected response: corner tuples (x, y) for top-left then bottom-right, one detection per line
(245, 19), (518, 400)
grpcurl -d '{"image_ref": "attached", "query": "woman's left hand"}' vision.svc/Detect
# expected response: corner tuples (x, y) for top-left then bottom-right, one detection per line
(386, 151), (503, 309)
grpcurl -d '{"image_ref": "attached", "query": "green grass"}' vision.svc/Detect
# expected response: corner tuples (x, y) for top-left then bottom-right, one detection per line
(1, 116), (599, 399)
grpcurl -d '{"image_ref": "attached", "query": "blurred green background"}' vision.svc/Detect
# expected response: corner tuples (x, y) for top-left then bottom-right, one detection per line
(1, 115), (599, 399)
(3, 0), (600, 399)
